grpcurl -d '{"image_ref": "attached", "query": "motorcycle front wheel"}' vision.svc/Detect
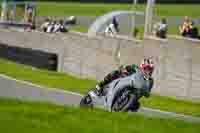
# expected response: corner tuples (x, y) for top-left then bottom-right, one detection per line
(111, 89), (138, 112)
(80, 94), (93, 108)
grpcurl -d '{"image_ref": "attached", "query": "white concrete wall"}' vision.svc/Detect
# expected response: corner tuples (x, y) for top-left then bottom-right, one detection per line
(0, 29), (200, 101)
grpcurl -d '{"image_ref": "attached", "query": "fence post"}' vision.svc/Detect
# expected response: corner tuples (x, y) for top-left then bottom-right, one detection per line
(144, 0), (155, 38)
(1, 0), (8, 21)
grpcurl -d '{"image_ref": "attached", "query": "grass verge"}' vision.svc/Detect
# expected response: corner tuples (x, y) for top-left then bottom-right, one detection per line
(0, 58), (200, 117)
(0, 98), (199, 133)
(0, 58), (96, 93)
(37, 2), (200, 17)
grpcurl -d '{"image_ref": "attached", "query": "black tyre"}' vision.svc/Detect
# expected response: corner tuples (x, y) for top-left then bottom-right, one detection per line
(130, 101), (141, 112)
(80, 94), (93, 108)
(111, 89), (137, 112)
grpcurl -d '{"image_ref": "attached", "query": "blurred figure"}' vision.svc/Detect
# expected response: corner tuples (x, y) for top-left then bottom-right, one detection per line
(26, 7), (33, 23)
(41, 18), (50, 32)
(153, 18), (168, 39)
(46, 20), (55, 33)
(112, 16), (119, 32)
(104, 16), (119, 36)
(189, 21), (199, 39)
(25, 5), (35, 31)
(53, 20), (61, 33)
(59, 19), (68, 32)
(179, 16), (193, 37)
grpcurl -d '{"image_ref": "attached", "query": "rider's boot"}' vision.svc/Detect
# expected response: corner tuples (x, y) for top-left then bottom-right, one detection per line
(95, 84), (104, 96)
(95, 77), (111, 96)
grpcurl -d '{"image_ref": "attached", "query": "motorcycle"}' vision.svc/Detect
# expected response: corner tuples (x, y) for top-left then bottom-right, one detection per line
(80, 71), (153, 112)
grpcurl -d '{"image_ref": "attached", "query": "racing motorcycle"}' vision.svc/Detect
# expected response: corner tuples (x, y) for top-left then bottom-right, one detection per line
(80, 71), (153, 112)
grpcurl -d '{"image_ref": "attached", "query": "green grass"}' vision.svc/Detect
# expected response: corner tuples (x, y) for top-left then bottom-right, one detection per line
(0, 58), (96, 93)
(2, 2), (199, 17)
(36, 2), (200, 17)
(37, 2), (143, 17)
(0, 6), (25, 21)
(141, 95), (200, 117)
(1, 58), (200, 117)
(0, 98), (200, 133)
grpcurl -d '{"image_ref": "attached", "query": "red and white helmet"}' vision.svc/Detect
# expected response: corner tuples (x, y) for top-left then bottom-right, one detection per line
(139, 58), (154, 77)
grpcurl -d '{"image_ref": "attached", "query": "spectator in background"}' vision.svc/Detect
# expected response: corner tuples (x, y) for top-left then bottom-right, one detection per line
(179, 16), (193, 37)
(41, 18), (50, 32)
(53, 19), (68, 33)
(104, 16), (119, 36)
(112, 16), (119, 33)
(59, 19), (68, 32)
(25, 5), (36, 31)
(53, 20), (61, 33)
(189, 21), (199, 39)
(153, 18), (168, 39)
(41, 18), (68, 33)
(46, 20), (55, 33)
(26, 7), (33, 24)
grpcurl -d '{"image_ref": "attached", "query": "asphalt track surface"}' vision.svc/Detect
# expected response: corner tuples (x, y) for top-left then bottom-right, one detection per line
(0, 74), (200, 123)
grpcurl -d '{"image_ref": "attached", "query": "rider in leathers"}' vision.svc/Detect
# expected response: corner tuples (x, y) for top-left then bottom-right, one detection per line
(96, 58), (154, 97)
